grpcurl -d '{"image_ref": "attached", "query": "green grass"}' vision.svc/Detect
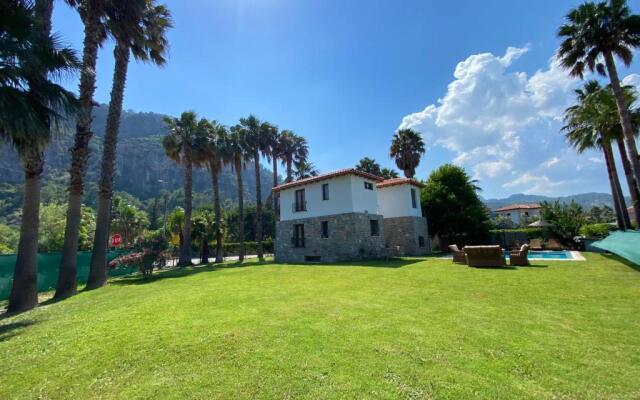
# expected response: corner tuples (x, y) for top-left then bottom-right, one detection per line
(1, 253), (640, 399)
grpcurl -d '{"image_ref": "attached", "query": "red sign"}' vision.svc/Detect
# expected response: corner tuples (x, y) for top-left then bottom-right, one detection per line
(110, 234), (122, 247)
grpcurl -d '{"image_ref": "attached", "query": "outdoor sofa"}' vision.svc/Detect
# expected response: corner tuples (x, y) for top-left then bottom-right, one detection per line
(464, 245), (507, 268)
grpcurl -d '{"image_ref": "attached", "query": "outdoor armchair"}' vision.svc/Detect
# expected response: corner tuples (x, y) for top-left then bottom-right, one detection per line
(510, 244), (530, 266)
(448, 244), (467, 264)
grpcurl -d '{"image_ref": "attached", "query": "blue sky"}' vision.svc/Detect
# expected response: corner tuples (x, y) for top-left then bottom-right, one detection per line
(52, 0), (639, 198)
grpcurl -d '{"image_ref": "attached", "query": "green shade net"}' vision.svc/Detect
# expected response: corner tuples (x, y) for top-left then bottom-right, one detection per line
(0, 251), (136, 300)
(591, 231), (640, 266)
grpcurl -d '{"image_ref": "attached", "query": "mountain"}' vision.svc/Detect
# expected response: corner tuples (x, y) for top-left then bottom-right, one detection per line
(483, 192), (627, 210)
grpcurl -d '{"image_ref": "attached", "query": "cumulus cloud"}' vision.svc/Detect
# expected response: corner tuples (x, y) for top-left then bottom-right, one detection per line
(397, 46), (612, 196)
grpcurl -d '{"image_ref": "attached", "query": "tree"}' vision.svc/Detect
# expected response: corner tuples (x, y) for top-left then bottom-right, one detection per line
(88, 0), (172, 289)
(193, 119), (225, 263)
(294, 160), (319, 180)
(562, 80), (631, 229)
(191, 208), (216, 264)
(39, 203), (96, 252)
(263, 123), (281, 219)
(223, 125), (249, 262)
(279, 130), (308, 183)
(355, 157), (382, 176)
(1, 0), (79, 312)
(0, 224), (20, 255)
(148, 197), (159, 230)
(380, 168), (399, 179)
(162, 111), (197, 266)
(110, 196), (148, 246)
(167, 206), (184, 250)
(56, 0), (111, 299)
(421, 164), (491, 246)
(557, 0), (640, 200)
(540, 201), (586, 245)
(241, 115), (267, 261)
(389, 129), (425, 178)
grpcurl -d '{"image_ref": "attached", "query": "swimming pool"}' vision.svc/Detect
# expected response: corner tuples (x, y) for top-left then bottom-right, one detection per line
(509, 250), (583, 260)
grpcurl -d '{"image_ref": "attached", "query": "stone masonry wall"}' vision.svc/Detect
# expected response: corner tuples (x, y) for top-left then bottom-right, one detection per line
(382, 216), (430, 256)
(275, 213), (385, 263)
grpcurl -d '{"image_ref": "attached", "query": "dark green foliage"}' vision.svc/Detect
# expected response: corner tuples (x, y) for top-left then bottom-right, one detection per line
(224, 204), (276, 243)
(489, 228), (544, 239)
(540, 201), (587, 244)
(222, 239), (274, 257)
(355, 157), (382, 176)
(421, 164), (491, 245)
(579, 223), (617, 238)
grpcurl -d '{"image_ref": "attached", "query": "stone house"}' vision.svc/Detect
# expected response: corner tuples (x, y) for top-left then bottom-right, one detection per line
(273, 168), (430, 263)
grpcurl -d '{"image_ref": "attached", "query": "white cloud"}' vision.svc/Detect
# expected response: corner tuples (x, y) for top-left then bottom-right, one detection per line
(622, 73), (640, 91)
(588, 156), (604, 164)
(397, 46), (608, 195)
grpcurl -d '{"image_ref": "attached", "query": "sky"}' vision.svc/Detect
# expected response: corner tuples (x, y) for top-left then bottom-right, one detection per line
(52, 0), (639, 198)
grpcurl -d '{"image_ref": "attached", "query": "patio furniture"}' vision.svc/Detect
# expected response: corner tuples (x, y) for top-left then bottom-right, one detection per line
(545, 238), (563, 250)
(448, 244), (467, 264)
(510, 244), (530, 266)
(464, 245), (506, 268)
(529, 238), (543, 251)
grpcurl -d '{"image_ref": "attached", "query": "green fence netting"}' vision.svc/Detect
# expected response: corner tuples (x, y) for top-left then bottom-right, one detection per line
(0, 251), (137, 301)
(591, 231), (640, 266)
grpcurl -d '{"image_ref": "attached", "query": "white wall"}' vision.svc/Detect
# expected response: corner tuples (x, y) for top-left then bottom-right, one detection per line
(349, 175), (380, 214)
(378, 184), (422, 218)
(497, 208), (540, 225)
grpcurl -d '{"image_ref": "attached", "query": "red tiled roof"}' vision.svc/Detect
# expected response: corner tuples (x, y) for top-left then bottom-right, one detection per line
(272, 168), (383, 192)
(376, 177), (424, 189)
(495, 203), (542, 212)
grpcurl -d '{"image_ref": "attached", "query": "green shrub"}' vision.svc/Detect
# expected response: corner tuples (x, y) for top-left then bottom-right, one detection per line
(579, 223), (616, 239)
(489, 228), (544, 239)
(222, 239), (274, 256)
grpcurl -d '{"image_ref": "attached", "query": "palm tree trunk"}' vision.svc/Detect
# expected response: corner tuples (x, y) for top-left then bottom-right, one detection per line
(272, 156), (279, 221)
(200, 235), (209, 265)
(254, 149), (263, 260)
(604, 143), (631, 229)
(235, 158), (245, 262)
(210, 161), (223, 263)
(179, 148), (193, 266)
(55, 7), (102, 299)
(8, 151), (44, 313)
(604, 52), (640, 195)
(87, 41), (130, 290)
(616, 137), (640, 228)
(286, 157), (293, 183)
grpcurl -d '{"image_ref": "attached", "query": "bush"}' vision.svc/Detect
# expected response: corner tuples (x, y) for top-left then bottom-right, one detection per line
(489, 228), (544, 239)
(579, 223), (616, 239)
(222, 239), (274, 257)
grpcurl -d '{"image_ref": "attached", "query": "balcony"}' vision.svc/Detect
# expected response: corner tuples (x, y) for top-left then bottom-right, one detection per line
(292, 201), (307, 213)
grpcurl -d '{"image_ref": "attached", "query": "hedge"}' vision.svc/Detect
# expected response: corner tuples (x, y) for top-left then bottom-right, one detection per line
(489, 228), (544, 239)
(579, 223), (616, 239)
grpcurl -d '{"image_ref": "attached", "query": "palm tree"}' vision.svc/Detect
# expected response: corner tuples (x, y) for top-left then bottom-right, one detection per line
(355, 157), (382, 176)
(389, 129), (425, 178)
(191, 209), (216, 265)
(241, 115), (266, 261)
(295, 160), (319, 180)
(162, 111), (198, 266)
(279, 131), (308, 182)
(1, 0), (79, 312)
(263, 123), (281, 218)
(380, 168), (399, 179)
(557, 0), (640, 197)
(193, 119), (225, 263)
(563, 81), (631, 229)
(223, 125), (249, 262)
(55, 0), (111, 300)
(87, 0), (172, 289)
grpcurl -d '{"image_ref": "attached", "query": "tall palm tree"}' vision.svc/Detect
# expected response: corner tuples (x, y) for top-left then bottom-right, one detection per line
(223, 125), (249, 262)
(380, 168), (399, 179)
(241, 115), (266, 261)
(389, 128), (425, 178)
(87, 0), (172, 289)
(563, 81), (631, 229)
(294, 160), (319, 180)
(557, 0), (640, 196)
(355, 157), (382, 176)
(193, 119), (225, 263)
(263, 123), (281, 218)
(279, 131), (308, 183)
(1, 0), (79, 312)
(55, 0), (110, 300)
(162, 111), (198, 266)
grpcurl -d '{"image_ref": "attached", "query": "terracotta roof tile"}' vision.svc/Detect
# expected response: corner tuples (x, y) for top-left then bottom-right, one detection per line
(376, 178), (424, 189)
(495, 203), (542, 212)
(272, 168), (383, 192)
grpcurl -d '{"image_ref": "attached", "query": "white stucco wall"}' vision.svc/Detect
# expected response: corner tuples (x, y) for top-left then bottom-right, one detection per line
(378, 184), (422, 218)
(349, 175), (380, 215)
(497, 208), (540, 225)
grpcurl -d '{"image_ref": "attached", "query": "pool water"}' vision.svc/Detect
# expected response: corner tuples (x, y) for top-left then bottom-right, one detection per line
(508, 250), (574, 260)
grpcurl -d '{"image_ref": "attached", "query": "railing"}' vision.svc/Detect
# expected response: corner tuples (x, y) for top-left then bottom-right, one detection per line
(292, 201), (307, 212)
(291, 237), (305, 248)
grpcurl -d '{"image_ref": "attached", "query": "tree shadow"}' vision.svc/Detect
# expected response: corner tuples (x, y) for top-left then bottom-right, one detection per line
(281, 257), (426, 269)
(0, 320), (37, 342)
(602, 253), (640, 272)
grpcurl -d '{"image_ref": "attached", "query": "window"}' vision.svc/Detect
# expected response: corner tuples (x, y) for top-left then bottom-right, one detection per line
(294, 189), (306, 212)
(293, 224), (305, 248)
(524, 211), (529, 216)
(411, 188), (417, 208)
(305, 256), (321, 262)
(418, 236), (425, 247)
(370, 219), (379, 236)
(321, 221), (329, 238)
(322, 183), (329, 200)
(364, 182), (374, 190)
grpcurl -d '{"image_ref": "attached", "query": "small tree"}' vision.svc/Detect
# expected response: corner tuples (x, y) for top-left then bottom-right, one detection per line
(540, 201), (586, 245)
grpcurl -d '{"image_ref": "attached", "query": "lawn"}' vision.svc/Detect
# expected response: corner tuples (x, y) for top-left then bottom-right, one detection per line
(1, 253), (639, 399)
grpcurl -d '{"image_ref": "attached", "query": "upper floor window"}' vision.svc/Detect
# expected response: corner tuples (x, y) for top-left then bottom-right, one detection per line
(322, 183), (329, 200)
(370, 219), (379, 236)
(294, 189), (306, 212)
(364, 182), (374, 190)
(411, 188), (417, 208)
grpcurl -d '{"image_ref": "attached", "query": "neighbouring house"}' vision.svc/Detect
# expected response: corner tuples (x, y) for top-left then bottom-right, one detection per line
(273, 169), (430, 263)
(494, 203), (541, 225)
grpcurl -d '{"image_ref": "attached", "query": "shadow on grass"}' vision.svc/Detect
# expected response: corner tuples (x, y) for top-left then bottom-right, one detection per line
(601, 253), (640, 272)
(280, 257), (426, 269)
(0, 320), (37, 342)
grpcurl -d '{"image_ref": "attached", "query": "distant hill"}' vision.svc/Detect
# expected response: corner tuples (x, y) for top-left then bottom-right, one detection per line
(483, 192), (627, 210)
